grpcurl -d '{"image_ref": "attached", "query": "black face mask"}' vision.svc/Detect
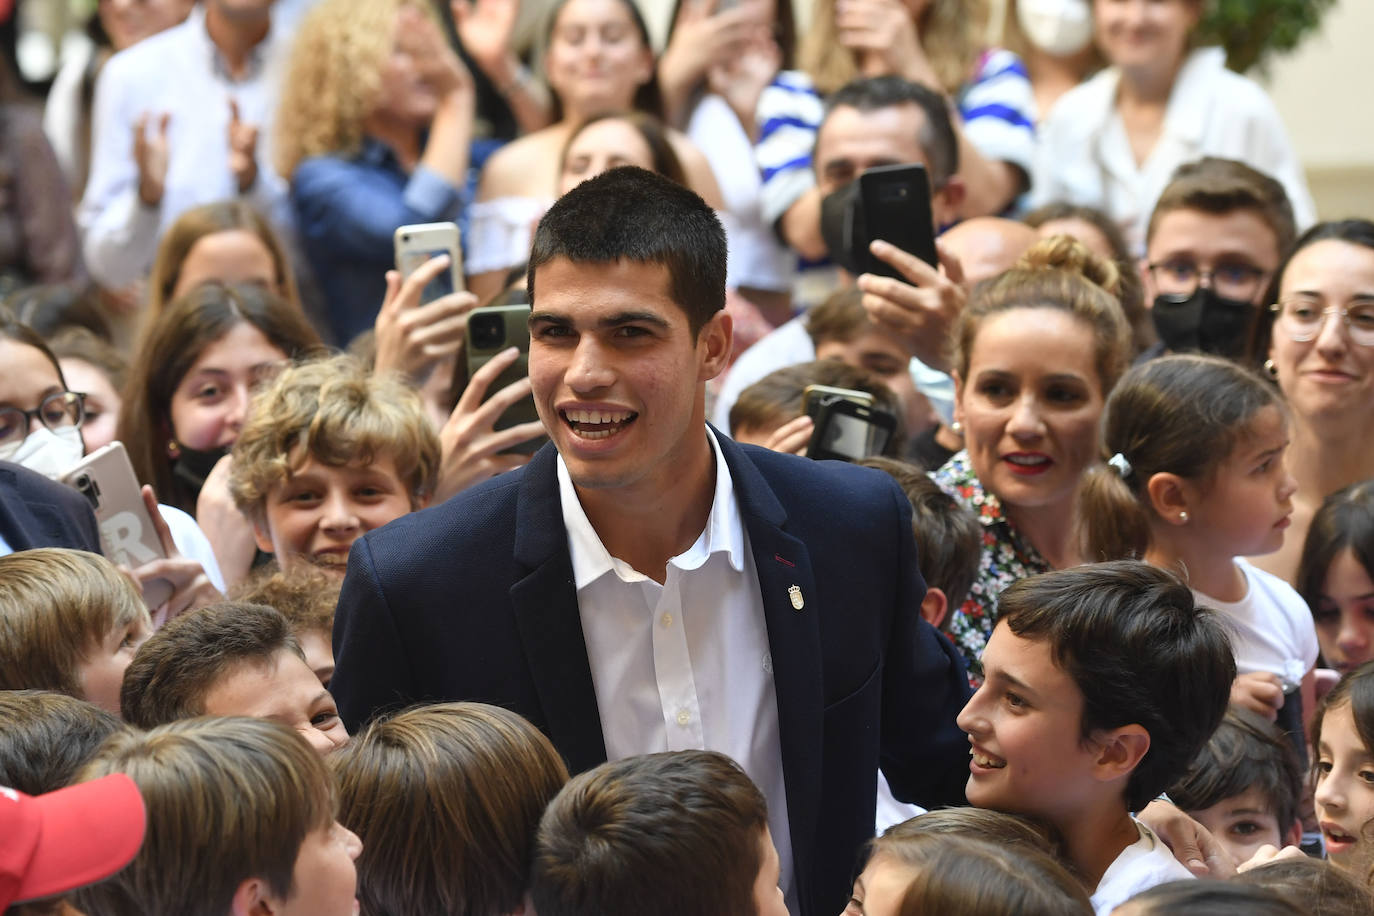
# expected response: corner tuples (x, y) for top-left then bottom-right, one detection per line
(171, 443), (229, 497)
(1151, 287), (1258, 359)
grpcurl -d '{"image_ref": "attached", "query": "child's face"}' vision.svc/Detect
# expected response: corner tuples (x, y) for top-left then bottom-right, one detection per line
(842, 852), (918, 916)
(297, 630), (335, 688)
(254, 453), (415, 576)
(201, 648), (350, 755)
(271, 819), (362, 916)
(78, 614), (152, 715)
(1180, 404), (1295, 559)
(1313, 548), (1374, 675)
(1314, 700), (1374, 876)
(1184, 786), (1293, 866)
(752, 826), (789, 916)
(955, 621), (1106, 824)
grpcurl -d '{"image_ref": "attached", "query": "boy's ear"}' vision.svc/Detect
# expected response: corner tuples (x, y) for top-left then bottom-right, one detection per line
(251, 517), (276, 555)
(1091, 723), (1151, 783)
(1145, 471), (1191, 524)
(1283, 819), (1303, 849)
(920, 586), (949, 630)
(229, 877), (277, 916)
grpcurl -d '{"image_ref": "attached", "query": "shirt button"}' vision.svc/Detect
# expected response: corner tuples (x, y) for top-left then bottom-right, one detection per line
(676, 708), (691, 726)
(661, 612), (673, 628)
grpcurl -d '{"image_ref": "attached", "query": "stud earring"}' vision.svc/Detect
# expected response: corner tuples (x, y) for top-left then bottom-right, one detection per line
(166, 440), (181, 459)
(950, 421), (963, 435)
(1179, 511), (1189, 523)
(1263, 359), (1278, 379)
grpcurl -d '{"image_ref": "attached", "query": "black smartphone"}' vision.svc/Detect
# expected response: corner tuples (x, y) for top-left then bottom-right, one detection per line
(463, 304), (546, 455)
(806, 398), (897, 462)
(858, 163), (938, 275)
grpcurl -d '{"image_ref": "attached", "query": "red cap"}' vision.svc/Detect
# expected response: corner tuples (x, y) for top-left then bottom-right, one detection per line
(0, 774), (146, 908)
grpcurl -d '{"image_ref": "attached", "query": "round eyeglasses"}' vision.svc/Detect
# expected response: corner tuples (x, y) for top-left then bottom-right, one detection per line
(1269, 299), (1374, 347)
(0, 391), (87, 446)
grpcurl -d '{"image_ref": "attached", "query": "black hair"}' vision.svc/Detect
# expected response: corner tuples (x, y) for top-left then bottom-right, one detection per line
(1248, 219), (1374, 367)
(998, 561), (1236, 811)
(1297, 480), (1374, 622)
(1168, 708), (1303, 839)
(822, 76), (959, 187)
(1123, 879), (1304, 915)
(528, 166), (726, 336)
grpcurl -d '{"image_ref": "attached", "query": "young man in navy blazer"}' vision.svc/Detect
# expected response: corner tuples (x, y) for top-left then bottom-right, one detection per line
(332, 167), (972, 916)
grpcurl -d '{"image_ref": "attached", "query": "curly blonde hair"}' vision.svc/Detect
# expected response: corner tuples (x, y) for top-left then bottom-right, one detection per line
(799, 0), (990, 96)
(952, 235), (1131, 394)
(229, 354), (440, 524)
(274, 0), (436, 179)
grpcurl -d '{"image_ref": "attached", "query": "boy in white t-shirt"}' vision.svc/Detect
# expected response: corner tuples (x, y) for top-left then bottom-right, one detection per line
(957, 561), (1236, 915)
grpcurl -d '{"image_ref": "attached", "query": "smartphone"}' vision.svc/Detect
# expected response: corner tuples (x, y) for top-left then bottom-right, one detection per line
(394, 222), (464, 305)
(464, 304), (545, 455)
(858, 163), (938, 274)
(801, 384), (875, 422)
(59, 442), (173, 608)
(806, 399), (897, 462)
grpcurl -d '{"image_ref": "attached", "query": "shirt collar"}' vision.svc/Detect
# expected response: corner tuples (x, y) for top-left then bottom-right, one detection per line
(558, 427), (746, 590)
(189, 2), (274, 84)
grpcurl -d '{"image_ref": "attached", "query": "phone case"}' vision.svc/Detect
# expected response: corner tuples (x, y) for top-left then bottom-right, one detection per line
(59, 442), (173, 608)
(806, 399), (897, 462)
(859, 163), (938, 274)
(394, 222), (464, 303)
(464, 304), (545, 455)
(801, 385), (876, 421)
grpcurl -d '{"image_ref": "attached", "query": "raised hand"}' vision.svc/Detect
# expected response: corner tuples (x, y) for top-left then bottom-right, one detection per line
(133, 111), (171, 206)
(834, 0), (936, 86)
(452, 0), (519, 83)
(373, 254), (478, 384)
(130, 484), (223, 626)
(227, 98), (259, 193)
(857, 239), (966, 373)
(435, 346), (545, 501)
(707, 25), (781, 138)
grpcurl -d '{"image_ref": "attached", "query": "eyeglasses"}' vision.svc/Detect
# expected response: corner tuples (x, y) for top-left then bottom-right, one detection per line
(0, 391), (86, 446)
(1147, 259), (1268, 302)
(1269, 299), (1374, 347)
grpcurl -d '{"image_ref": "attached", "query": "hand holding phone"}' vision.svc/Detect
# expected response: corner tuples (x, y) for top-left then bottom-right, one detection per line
(374, 251), (478, 384)
(806, 399), (896, 462)
(438, 345), (547, 500)
(394, 222), (464, 305)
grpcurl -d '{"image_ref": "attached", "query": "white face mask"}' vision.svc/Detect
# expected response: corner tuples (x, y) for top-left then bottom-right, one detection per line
(0, 425), (84, 478)
(1017, 0), (1094, 58)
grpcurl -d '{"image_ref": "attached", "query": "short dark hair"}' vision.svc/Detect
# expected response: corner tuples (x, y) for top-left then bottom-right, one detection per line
(119, 602), (305, 728)
(1123, 879), (1304, 915)
(531, 750), (769, 916)
(1146, 157), (1297, 255)
(527, 167), (726, 337)
(858, 458), (980, 617)
(1168, 708), (1303, 838)
(0, 690), (127, 795)
(998, 561), (1236, 811)
(822, 76), (959, 187)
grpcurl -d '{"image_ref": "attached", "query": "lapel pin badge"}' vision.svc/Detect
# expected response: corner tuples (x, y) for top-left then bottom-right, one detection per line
(788, 584), (804, 611)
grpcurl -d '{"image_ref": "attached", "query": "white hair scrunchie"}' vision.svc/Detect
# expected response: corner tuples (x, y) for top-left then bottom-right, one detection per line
(1107, 453), (1132, 478)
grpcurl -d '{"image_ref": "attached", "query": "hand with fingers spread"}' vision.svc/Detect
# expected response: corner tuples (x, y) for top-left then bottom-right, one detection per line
(759, 414), (814, 457)
(133, 111), (171, 206)
(451, 0), (519, 85)
(436, 346), (546, 501)
(660, 0), (770, 123)
(707, 25), (781, 138)
(834, 0), (934, 85)
(857, 238), (966, 374)
(374, 254), (479, 385)
(129, 485), (223, 626)
(227, 98), (260, 193)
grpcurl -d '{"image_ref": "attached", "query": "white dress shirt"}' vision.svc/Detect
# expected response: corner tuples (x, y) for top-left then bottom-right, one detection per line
(557, 428), (795, 908)
(79, 4), (292, 289)
(1031, 47), (1316, 255)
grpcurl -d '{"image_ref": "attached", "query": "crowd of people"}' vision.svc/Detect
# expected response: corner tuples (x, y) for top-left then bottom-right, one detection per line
(2, 0), (1374, 913)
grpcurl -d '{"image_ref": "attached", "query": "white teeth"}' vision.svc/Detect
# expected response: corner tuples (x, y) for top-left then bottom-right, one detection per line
(1006, 455), (1048, 466)
(563, 408), (633, 425)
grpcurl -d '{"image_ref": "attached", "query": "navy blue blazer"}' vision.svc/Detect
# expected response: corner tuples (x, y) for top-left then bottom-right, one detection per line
(332, 434), (972, 916)
(0, 462), (101, 554)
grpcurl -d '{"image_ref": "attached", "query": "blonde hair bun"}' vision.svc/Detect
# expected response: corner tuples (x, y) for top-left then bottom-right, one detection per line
(1015, 235), (1122, 298)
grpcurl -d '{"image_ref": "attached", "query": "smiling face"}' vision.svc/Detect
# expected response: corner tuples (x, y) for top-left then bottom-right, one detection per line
(955, 621), (1107, 824)
(1183, 785), (1292, 865)
(560, 118), (656, 196)
(545, 0), (654, 116)
(253, 452), (415, 577)
(954, 308), (1105, 517)
(1269, 239), (1374, 422)
(1313, 549), (1374, 676)
(368, 5), (446, 129)
(1314, 700), (1374, 878)
(1178, 404), (1296, 559)
(168, 323), (286, 451)
(528, 257), (730, 499)
(201, 649), (350, 755)
(1093, 0), (1198, 75)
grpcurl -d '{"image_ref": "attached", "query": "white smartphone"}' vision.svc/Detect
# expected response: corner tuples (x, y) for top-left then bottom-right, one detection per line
(394, 222), (464, 305)
(59, 441), (173, 609)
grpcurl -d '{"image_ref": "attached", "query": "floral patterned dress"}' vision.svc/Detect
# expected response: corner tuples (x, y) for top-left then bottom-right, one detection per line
(929, 450), (1051, 684)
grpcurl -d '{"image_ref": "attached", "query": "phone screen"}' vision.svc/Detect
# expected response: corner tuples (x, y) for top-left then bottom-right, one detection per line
(398, 250), (456, 303)
(820, 411), (890, 460)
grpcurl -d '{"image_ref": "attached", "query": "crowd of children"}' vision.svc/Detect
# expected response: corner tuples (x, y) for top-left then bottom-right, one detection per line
(2, 0), (1374, 911)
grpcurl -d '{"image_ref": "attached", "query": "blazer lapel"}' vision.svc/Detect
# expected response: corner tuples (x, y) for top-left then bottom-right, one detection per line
(719, 435), (824, 896)
(509, 445), (608, 774)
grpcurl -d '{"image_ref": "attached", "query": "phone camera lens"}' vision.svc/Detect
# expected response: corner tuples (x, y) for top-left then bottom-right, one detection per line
(470, 314), (506, 349)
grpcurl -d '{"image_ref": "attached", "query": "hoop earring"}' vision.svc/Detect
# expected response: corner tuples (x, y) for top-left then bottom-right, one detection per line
(1263, 359), (1278, 379)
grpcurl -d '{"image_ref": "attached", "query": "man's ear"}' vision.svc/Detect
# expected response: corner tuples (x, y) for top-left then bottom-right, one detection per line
(1092, 724), (1151, 783)
(697, 309), (734, 382)
(920, 586), (949, 630)
(935, 176), (966, 228)
(230, 877), (277, 916)
(1145, 471), (1191, 525)
(251, 517), (275, 555)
